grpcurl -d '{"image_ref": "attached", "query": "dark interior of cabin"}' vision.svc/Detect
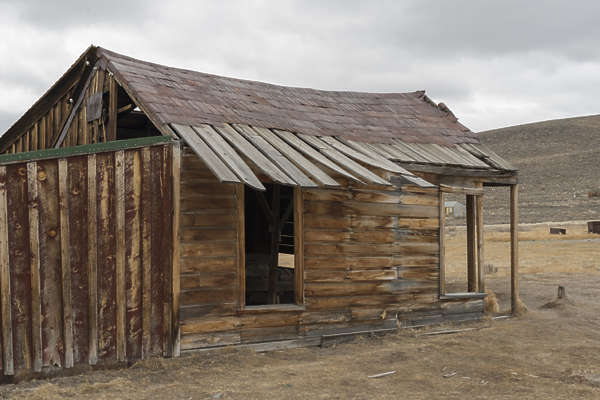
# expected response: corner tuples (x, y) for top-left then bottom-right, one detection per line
(111, 85), (161, 140)
(245, 184), (295, 305)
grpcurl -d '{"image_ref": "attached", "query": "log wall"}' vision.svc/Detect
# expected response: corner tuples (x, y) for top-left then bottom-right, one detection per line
(179, 160), (484, 351)
(0, 140), (175, 377)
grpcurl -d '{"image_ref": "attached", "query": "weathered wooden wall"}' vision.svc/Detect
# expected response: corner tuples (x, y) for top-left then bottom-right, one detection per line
(178, 147), (241, 349)
(178, 159), (484, 352)
(2, 68), (117, 154)
(0, 140), (175, 377)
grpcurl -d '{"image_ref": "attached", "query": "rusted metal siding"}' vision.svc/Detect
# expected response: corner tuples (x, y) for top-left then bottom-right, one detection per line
(0, 140), (176, 377)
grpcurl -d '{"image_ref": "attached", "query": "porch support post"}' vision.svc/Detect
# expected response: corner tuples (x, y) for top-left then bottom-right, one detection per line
(466, 194), (477, 292)
(510, 184), (520, 313)
(476, 194), (485, 293)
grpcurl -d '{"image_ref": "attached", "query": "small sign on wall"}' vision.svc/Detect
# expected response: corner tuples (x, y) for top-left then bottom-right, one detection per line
(86, 93), (103, 122)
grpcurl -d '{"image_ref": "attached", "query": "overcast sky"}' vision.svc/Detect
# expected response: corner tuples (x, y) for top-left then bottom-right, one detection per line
(1, 0), (600, 134)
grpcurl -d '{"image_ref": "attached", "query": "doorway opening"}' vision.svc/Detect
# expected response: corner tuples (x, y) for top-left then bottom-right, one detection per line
(244, 184), (296, 305)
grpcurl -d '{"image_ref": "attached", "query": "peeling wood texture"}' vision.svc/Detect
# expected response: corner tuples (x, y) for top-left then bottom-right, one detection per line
(0, 141), (175, 376)
(177, 161), (484, 352)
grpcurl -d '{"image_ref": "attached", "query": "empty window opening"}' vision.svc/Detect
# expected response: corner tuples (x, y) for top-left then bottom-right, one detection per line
(442, 193), (470, 293)
(245, 184), (295, 305)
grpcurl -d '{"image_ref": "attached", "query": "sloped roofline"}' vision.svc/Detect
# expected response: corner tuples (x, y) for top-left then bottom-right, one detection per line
(0, 45), (99, 151)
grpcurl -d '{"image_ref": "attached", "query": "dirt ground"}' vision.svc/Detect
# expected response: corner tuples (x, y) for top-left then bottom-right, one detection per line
(1, 223), (599, 399)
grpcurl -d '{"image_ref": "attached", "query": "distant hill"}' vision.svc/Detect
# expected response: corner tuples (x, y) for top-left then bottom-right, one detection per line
(477, 115), (600, 224)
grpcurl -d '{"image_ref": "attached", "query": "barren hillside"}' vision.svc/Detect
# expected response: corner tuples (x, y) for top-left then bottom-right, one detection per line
(478, 115), (600, 224)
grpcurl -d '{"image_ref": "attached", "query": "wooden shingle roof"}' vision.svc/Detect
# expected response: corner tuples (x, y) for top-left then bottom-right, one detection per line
(0, 46), (515, 190)
(98, 47), (478, 147)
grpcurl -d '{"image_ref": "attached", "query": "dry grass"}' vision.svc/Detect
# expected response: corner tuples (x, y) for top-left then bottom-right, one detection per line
(445, 222), (600, 281)
(1, 221), (599, 399)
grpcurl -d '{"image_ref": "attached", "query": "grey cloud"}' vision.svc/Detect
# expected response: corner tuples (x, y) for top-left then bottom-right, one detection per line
(1, 0), (600, 133)
(0, 110), (18, 135)
(3, 0), (151, 29)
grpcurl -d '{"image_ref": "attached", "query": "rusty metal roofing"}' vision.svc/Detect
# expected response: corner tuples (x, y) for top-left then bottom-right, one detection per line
(97, 47), (479, 147)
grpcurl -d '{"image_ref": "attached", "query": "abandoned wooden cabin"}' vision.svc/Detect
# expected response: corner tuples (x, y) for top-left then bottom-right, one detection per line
(0, 46), (519, 377)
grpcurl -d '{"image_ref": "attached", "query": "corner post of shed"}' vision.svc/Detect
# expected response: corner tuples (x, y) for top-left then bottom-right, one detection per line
(171, 141), (182, 357)
(510, 183), (519, 313)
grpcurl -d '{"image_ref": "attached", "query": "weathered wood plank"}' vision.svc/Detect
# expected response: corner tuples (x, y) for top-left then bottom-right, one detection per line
(87, 154), (98, 365)
(275, 129), (359, 182)
(181, 317), (240, 335)
(181, 242), (238, 258)
(58, 159), (74, 368)
(294, 188), (304, 304)
(213, 124), (295, 185)
(141, 147), (152, 359)
(124, 149), (142, 361)
(304, 200), (438, 218)
(181, 256), (236, 275)
(298, 134), (390, 185)
(107, 75), (117, 141)
(96, 153), (117, 361)
(304, 242), (438, 257)
(67, 156), (89, 365)
(304, 256), (393, 271)
(159, 145), (173, 357)
(114, 151), (126, 362)
(180, 332), (241, 350)
(334, 137), (412, 174)
(172, 124), (240, 184)
(236, 184), (245, 310)
(252, 127), (339, 187)
(180, 228), (236, 242)
(438, 190), (445, 295)
(7, 164), (33, 371)
(180, 288), (236, 306)
(27, 162), (43, 372)
(240, 325), (299, 344)
(150, 147), (166, 356)
(192, 125), (265, 191)
(0, 167), (14, 375)
(172, 144), (181, 357)
(232, 124), (316, 187)
(35, 160), (63, 368)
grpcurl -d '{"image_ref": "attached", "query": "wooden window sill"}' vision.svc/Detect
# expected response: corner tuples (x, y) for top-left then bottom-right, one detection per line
(241, 304), (306, 313)
(439, 292), (487, 300)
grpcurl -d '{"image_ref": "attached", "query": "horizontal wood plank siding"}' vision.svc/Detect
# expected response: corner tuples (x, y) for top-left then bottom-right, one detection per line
(179, 169), (483, 351)
(179, 147), (240, 349)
